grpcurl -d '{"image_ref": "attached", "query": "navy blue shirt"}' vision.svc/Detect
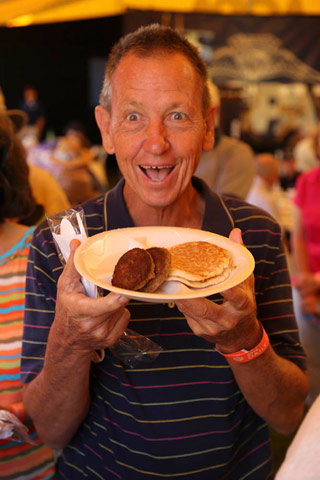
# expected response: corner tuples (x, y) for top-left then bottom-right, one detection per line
(21, 177), (306, 479)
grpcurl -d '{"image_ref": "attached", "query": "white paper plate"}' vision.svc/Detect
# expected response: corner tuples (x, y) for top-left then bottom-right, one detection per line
(74, 226), (255, 302)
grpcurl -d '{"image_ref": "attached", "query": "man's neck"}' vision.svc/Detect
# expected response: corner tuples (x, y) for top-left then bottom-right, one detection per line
(123, 183), (205, 229)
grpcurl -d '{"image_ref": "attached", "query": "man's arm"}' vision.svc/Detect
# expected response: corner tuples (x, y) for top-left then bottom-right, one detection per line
(227, 340), (308, 434)
(176, 228), (309, 435)
(23, 241), (130, 449)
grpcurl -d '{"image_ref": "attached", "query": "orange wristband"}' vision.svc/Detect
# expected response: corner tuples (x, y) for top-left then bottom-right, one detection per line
(216, 324), (269, 363)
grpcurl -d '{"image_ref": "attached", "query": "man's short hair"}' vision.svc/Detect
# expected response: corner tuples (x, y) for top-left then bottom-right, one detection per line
(99, 24), (210, 114)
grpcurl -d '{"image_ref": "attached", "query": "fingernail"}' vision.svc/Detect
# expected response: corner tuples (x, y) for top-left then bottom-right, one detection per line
(117, 295), (128, 305)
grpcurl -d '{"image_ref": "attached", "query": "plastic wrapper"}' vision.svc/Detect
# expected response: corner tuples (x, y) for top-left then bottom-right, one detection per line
(0, 410), (36, 444)
(47, 206), (162, 368)
(109, 328), (162, 368)
(48, 207), (97, 298)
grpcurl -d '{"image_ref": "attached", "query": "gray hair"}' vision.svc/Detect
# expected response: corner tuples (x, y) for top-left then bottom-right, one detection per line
(99, 24), (210, 114)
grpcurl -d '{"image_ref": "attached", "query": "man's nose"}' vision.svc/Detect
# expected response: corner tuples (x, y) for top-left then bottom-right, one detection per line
(143, 121), (169, 155)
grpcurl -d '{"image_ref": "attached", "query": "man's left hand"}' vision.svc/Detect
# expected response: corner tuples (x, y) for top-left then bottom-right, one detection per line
(175, 228), (261, 353)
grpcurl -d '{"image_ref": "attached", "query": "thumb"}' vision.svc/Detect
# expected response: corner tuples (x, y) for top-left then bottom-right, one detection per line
(58, 239), (83, 292)
(228, 228), (243, 245)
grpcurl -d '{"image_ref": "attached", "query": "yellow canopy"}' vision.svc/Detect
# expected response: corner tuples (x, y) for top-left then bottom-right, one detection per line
(2, 0), (320, 27)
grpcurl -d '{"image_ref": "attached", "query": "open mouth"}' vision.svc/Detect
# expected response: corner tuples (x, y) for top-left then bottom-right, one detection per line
(139, 165), (175, 182)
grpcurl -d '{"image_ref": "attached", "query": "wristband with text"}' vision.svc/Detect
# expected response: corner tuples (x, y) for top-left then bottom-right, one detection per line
(215, 324), (269, 363)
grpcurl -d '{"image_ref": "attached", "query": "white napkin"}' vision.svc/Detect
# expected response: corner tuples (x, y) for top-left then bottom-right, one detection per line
(52, 213), (97, 298)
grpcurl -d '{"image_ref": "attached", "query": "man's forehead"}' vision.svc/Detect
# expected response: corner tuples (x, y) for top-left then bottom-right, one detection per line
(111, 52), (199, 94)
(113, 51), (196, 79)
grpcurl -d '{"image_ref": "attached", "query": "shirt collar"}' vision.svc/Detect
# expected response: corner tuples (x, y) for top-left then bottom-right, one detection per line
(105, 176), (234, 236)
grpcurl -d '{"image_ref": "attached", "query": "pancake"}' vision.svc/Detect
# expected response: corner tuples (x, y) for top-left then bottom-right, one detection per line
(112, 248), (155, 291)
(167, 241), (233, 288)
(140, 247), (171, 293)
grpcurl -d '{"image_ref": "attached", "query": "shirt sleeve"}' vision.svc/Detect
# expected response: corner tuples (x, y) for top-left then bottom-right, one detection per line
(235, 202), (307, 371)
(252, 219), (307, 370)
(20, 222), (62, 383)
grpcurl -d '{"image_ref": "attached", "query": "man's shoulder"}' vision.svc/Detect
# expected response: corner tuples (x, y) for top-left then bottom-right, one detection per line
(223, 194), (281, 229)
(82, 195), (106, 237)
(32, 194), (106, 244)
(81, 194), (105, 217)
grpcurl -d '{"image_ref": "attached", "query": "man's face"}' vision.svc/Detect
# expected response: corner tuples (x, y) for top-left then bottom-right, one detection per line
(96, 52), (214, 209)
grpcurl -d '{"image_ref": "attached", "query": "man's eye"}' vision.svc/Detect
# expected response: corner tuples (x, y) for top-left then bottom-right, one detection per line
(127, 113), (139, 122)
(172, 112), (185, 120)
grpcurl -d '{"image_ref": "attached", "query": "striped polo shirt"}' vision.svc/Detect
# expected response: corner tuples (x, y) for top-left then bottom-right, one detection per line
(0, 226), (56, 479)
(21, 177), (306, 479)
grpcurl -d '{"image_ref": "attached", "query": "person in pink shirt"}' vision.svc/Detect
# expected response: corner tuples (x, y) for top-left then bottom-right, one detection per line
(292, 123), (320, 404)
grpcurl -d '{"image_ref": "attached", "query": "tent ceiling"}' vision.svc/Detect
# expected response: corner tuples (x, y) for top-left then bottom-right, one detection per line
(1, 0), (320, 27)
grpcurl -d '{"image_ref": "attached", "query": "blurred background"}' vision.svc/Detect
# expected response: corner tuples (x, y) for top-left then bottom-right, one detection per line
(1, 1), (319, 147)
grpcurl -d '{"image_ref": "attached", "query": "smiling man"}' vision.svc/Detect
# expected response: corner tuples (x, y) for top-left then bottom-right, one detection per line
(21, 25), (308, 480)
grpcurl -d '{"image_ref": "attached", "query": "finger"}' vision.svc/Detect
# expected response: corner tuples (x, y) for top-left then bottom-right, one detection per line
(57, 239), (84, 293)
(228, 227), (243, 245)
(176, 297), (220, 320)
(106, 308), (131, 345)
(63, 239), (81, 278)
(87, 306), (131, 346)
(76, 292), (129, 318)
(221, 273), (255, 304)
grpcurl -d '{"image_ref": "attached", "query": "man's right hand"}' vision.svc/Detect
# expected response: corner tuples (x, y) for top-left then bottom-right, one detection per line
(53, 239), (130, 355)
(22, 239), (131, 449)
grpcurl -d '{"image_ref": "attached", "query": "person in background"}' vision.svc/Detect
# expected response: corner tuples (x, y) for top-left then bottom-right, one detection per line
(293, 124), (320, 173)
(27, 122), (107, 205)
(279, 151), (301, 192)
(195, 80), (255, 199)
(0, 87), (27, 134)
(62, 120), (108, 193)
(28, 164), (70, 217)
(246, 153), (281, 222)
(21, 25), (308, 480)
(291, 124), (320, 405)
(19, 85), (46, 141)
(1, 86), (70, 218)
(0, 113), (56, 479)
(246, 153), (296, 271)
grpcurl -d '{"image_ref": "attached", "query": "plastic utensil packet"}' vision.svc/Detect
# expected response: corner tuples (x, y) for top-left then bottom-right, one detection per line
(109, 328), (162, 368)
(47, 206), (97, 298)
(47, 207), (162, 368)
(0, 410), (36, 444)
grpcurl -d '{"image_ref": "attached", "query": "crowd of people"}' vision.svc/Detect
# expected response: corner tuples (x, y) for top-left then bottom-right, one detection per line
(0, 23), (320, 480)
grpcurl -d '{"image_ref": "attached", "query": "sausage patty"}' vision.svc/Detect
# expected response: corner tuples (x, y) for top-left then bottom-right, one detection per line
(111, 248), (155, 291)
(141, 247), (171, 293)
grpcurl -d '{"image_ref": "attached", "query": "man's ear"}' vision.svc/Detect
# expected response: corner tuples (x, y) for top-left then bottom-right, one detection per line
(95, 105), (115, 154)
(202, 106), (215, 152)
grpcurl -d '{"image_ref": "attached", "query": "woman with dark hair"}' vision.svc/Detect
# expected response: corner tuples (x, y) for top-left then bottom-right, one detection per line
(0, 113), (56, 479)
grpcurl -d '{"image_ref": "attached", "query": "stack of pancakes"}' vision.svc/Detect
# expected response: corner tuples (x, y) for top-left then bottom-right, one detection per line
(167, 241), (233, 288)
(111, 241), (233, 292)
